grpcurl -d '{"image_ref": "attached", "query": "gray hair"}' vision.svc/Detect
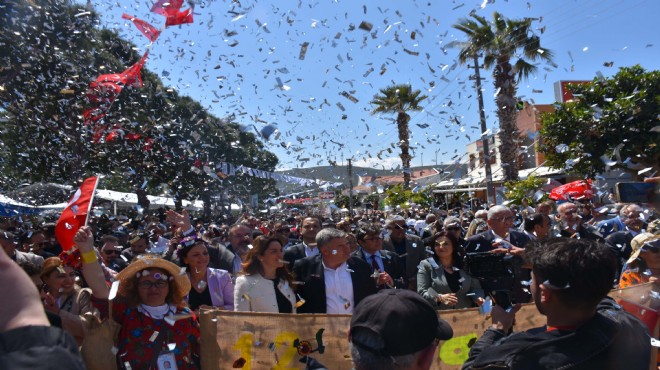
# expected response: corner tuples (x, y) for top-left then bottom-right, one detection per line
(620, 204), (641, 217)
(385, 215), (405, 226)
(487, 205), (511, 220)
(443, 216), (461, 228)
(556, 202), (575, 214)
(475, 210), (488, 220)
(316, 228), (347, 248)
(350, 330), (417, 370)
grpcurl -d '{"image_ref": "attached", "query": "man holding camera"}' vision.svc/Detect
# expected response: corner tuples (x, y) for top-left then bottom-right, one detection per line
(462, 238), (650, 370)
(464, 205), (531, 303)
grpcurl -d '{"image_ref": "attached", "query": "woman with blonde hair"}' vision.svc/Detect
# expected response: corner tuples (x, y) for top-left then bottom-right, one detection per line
(40, 256), (97, 345)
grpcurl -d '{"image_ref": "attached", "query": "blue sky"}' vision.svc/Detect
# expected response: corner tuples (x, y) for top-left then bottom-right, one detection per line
(89, 0), (660, 176)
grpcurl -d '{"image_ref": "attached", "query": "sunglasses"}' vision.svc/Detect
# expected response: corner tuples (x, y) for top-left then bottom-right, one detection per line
(104, 250), (120, 255)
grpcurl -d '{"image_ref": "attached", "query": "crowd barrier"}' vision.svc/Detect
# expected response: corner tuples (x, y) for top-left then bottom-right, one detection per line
(199, 284), (656, 369)
(199, 304), (544, 370)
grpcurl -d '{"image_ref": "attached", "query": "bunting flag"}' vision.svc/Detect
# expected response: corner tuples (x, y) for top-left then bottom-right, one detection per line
(549, 179), (594, 201)
(151, 0), (194, 27)
(55, 176), (99, 251)
(212, 162), (343, 188)
(122, 13), (161, 42)
(82, 0), (194, 146)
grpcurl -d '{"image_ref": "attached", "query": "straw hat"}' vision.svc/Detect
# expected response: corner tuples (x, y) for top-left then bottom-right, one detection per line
(626, 233), (660, 265)
(115, 255), (190, 299)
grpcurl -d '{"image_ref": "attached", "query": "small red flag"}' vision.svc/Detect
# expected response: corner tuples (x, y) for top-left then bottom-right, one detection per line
(122, 13), (161, 42)
(549, 179), (594, 201)
(165, 8), (193, 26)
(55, 176), (100, 251)
(119, 51), (149, 88)
(150, 0), (184, 17)
(151, 0), (193, 27)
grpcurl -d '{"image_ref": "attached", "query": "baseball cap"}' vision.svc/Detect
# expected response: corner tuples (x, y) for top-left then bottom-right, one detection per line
(350, 289), (453, 356)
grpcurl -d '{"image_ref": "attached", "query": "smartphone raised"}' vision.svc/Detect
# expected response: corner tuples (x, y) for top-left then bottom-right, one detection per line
(490, 289), (513, 311)
(615, 182), (658, 204)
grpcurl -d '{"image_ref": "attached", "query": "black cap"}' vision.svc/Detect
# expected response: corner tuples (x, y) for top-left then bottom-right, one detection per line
(350, 289), (453, 356)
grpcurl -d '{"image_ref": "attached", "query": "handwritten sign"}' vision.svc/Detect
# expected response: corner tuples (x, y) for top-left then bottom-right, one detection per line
(199, 304), (545, 370)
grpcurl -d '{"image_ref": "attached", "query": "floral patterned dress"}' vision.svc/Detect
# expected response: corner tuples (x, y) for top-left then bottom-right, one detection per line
(93, 297), (200, 370)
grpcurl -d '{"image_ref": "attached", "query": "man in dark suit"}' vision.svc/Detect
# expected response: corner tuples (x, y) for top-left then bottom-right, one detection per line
(382, 215), (425, 290)
(605, 207), (645, 283)
(293, 228), (377, 314)
(552, 202), (604, 241)
(352, 222), (404, 289)
(283, 216), (322, 268)
(464, 205), (532, 303)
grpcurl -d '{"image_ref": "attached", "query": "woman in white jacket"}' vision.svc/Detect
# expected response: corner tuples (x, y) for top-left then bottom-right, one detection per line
(234, 235), (297, 313)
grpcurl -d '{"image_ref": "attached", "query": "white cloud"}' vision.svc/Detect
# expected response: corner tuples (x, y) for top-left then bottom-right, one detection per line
(352, 156), (401, 170)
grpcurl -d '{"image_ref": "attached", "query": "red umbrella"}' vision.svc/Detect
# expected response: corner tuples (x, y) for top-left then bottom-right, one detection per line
(549, 179), (594, 201)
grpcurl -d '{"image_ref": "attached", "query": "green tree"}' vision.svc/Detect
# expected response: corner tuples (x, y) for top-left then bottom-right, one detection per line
(334, 194), (361, 209)
(453, 12), (553, 181)
(364, 193), (381, 210)
(410, 187), (434, 208)
(384, 184), (412, 208)
(0, 0), (279, 208)
(539, 65), (660, 179)
(370, 84), (427, 189)
(503, 175), (545, 205)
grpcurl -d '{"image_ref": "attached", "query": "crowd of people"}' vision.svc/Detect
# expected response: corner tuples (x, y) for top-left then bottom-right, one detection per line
(1, 191), (658, 369)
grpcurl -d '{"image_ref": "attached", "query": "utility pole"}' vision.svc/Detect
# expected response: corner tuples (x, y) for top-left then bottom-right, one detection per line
(348, 158), (354, 217)
(471, 54), (496, 205)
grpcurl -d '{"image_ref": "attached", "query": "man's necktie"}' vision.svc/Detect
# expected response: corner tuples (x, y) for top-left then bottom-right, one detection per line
(371, 255), (380, 272)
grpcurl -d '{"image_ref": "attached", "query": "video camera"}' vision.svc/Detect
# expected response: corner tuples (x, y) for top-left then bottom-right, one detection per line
(464, 252), (526, 307)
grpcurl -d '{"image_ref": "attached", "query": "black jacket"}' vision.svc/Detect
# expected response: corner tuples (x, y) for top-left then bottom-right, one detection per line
(464, 230), (532, 303)
(292, 254), (378, 314)
(351, 248), (405, 289)
(0, 326), (86, 370)
(462, 297), (651, 370)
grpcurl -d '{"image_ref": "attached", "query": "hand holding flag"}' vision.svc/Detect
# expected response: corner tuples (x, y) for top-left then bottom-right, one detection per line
(55, 176), (99, 251)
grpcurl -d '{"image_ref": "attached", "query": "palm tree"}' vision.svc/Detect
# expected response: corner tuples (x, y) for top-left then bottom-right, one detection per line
(453, 12), (553, 181)
(370, 84), (427, 189)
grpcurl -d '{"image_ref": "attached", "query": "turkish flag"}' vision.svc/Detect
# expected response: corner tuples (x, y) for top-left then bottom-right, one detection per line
(151, 0), (194, 27)
(122, 13), (161, 42)
(55, 176), (100, 251)
(549, 179), (594, 201)
(165, 8), (193, 27)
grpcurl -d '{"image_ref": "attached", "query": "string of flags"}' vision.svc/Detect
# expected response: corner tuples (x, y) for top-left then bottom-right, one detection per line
(83, 0), (195, 144)
(215, 162), (343, 188)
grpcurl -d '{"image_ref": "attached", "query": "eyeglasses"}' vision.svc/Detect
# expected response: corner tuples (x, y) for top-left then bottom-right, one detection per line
(562, 210), (577, 215)
(494, 216), (515, 223)
(446, 227), (461, 231)
(104, 250), (120, 255)
(138, 280), (169, 289)
(276, 228), (290, 233)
